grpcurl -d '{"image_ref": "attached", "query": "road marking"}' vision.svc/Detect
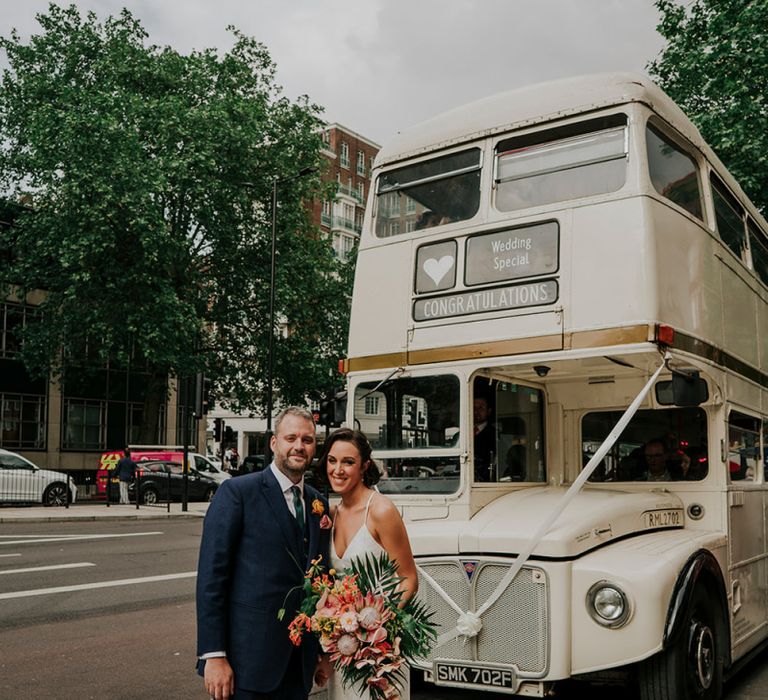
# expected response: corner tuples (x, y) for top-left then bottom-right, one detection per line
(0, 532), (163, 546)
(0, 571), (197, 600)
(0, 562), (95, 575)
(0, 554), (22, 558)
(0, 535), (93, 539)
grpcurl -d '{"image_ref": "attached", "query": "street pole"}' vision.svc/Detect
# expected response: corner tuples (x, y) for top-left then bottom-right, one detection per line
(262, 166), (317, 467)
(182, 377), (190, 512)
(264, 177), (278, 466)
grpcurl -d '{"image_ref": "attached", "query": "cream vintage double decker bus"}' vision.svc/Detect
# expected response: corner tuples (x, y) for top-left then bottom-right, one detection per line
(339, 74), (768, 699)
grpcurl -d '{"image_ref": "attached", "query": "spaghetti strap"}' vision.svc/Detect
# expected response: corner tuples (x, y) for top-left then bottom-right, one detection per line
(363, 491), (376, 525)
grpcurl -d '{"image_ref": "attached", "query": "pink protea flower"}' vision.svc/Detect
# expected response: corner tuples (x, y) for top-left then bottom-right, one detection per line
(336, 633), (360, 658)
(338, 608), (359, 633)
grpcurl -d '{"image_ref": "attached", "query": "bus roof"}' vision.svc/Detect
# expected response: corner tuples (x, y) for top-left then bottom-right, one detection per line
(378, 73), (703, 168)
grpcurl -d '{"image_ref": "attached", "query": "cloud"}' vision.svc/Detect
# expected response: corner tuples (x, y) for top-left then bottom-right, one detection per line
(0, 0), (665, 145)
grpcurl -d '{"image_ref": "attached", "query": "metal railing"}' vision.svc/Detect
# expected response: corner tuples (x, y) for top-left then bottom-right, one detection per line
(105, 470), (172, 512)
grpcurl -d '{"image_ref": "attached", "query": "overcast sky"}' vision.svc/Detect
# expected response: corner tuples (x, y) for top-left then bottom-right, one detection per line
(1, 0), (666, 146)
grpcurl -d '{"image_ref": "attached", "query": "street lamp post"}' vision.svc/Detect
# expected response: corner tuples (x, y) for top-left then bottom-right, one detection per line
(263, 166), (317, 464)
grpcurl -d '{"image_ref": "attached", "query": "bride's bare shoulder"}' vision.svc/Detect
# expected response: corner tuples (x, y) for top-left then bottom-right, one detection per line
(368, 491), (400, 522)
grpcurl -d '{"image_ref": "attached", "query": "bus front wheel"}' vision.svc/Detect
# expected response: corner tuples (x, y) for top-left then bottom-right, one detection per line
(639, 585), (723, 700)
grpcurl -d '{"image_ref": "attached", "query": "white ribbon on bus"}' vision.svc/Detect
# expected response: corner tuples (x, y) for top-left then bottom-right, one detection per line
(418, 354), (669, 647)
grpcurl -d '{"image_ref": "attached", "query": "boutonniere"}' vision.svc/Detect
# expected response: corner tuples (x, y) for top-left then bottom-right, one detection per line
(319, 514), (332, 530)
(311, 499), (325, 516)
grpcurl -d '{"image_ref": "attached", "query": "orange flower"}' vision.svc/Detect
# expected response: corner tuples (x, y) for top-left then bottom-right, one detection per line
(311, 499), (324, 515)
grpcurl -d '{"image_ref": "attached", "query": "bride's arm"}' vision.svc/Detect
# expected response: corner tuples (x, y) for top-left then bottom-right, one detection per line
(370, 496), (419, 602)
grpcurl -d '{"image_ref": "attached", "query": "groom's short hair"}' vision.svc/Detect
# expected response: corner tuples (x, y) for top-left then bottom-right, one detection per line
(274, 406), (315, 435)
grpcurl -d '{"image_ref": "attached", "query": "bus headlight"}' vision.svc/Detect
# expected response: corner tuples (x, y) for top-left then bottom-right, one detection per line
(586, 581), (631, 628)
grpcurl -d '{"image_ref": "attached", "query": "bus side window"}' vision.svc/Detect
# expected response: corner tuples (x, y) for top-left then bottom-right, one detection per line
(728, 411), (760, 482)
(712, 173), (748, 263)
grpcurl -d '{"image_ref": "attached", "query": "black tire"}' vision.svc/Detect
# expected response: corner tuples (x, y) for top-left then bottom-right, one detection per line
(204, 486), (216, 502)
(142, 486), (159, 505)
(639, 585), (724, 700)
(43, 483), (68, 507)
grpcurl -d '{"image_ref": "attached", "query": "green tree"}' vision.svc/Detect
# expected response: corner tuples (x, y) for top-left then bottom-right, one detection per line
(648, 0), (768, 213)
(0, 4), (351, 436)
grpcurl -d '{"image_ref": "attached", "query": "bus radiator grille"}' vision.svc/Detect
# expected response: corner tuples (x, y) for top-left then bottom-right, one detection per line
(417, 560), (549, 674)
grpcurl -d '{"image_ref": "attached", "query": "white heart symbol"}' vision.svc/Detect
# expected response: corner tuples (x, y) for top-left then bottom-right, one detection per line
(423, 255), (455, 286)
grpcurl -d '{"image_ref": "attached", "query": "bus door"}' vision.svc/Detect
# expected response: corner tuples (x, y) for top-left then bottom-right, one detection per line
(726, 410), (768, 655)
(471, 375), (547, 485)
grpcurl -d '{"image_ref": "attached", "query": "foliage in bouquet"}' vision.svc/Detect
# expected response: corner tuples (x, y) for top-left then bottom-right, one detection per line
(283, 553), (435, 699)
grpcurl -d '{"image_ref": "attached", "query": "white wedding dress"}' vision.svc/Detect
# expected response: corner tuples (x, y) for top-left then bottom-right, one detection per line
(328, 492), (410, 700)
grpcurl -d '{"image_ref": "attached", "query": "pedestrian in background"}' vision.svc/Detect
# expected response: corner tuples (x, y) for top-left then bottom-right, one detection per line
(114, 448), (137, 504)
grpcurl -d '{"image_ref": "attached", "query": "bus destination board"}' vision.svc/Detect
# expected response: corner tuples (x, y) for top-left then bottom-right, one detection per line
(465, 221), (558, 286)
(413, 279), (558, 321)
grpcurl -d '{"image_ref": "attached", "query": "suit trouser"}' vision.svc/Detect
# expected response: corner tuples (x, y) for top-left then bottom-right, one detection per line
(119, 481), (129, 504)
(233, 647), (307, 700)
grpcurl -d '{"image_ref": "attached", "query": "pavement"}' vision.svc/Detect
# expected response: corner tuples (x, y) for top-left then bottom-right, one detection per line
(0, 500), (210, 522)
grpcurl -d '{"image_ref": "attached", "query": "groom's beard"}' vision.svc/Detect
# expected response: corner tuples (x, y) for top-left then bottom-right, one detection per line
(275, 450), (310, 481)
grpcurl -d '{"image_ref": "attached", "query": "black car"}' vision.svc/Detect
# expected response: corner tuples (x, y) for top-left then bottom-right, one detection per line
(233, 455), (325, 492)
(128, 460), (218, 504)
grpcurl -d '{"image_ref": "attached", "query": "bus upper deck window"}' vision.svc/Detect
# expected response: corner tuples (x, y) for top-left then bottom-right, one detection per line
(646, 124), (703, 220)
(495, 114), (627, 212)
(711, 173), (748, 262)
(375, 149), (481, 237)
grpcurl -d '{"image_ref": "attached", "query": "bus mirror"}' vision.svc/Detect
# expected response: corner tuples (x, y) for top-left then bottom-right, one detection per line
(655, 371), (708, 406)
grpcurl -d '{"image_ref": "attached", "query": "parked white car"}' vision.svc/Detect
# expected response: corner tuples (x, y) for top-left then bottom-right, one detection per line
(0, 448), (77, 506)
(191, 453), (231, 483)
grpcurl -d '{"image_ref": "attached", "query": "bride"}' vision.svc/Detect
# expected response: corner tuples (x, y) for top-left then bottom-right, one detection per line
(316, 428), (418, 700)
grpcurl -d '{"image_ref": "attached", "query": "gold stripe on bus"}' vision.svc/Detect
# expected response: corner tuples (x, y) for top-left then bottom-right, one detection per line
(344, 352), (408, 373)
(565, 324), (652, 349)
(408, 334), (563, 365)
(342, 324), (655, 372)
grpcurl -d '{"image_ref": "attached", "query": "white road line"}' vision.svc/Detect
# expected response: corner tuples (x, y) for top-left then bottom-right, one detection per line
(0, 532), (163, 546)
(0, 554), (22, 558)
(0, 535), (92, 539)
(0, 562), (95, 576)
(0, 571), (197, 600)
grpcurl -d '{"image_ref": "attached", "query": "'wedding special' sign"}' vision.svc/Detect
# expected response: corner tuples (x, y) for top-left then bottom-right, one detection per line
(465, 221), (558, 285)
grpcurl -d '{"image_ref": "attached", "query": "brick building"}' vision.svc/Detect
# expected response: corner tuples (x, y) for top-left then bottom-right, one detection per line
(311, 123), (380, 259)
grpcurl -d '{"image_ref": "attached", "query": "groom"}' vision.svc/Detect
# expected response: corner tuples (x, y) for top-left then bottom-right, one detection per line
(196, 406), (331, 699)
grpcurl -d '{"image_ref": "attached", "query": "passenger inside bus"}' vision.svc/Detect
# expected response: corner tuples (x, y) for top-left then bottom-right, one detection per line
(583, 408), (708, 483)
(473, 393), (495, 482)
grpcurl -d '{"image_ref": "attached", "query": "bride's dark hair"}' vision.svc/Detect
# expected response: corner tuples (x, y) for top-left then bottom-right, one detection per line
(318, 428), (381, 487)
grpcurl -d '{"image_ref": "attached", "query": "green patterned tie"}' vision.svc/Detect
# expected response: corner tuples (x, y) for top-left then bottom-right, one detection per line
(291, 485), (305, 532)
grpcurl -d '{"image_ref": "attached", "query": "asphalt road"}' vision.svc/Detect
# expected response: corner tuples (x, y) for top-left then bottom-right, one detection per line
(1, 518), (767, 699)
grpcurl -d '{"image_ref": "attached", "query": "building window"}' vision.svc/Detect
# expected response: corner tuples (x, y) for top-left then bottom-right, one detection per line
(364, 396), (379, 415)
(406, 220), (417, 233)
(357, 152), (366, 176)
(0, 393), (46, 449)
(322, 130), (330, 146)
(357, 181), (365, 201)
(389, 221), (400, 236)
(63, 398), (105, 450)
(405, 196), (416, 213)
(340, 142), (350, 169)
(1, 302), (37, 358)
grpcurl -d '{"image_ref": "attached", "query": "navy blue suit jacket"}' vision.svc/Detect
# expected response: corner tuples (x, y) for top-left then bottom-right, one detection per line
(196, 469), (330, 694)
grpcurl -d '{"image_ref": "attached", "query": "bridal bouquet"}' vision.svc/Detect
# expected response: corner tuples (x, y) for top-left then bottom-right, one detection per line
(280, 554), (435, 699)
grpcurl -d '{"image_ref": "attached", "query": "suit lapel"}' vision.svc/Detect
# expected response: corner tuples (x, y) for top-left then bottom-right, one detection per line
(262, 469), (303, 564)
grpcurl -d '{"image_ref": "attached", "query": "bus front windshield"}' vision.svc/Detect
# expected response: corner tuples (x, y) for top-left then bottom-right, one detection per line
(353, 375), (460, 494)
(582, 407), (708, 482)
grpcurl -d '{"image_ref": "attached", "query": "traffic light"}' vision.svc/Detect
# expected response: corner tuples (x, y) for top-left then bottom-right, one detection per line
(317, 388), (347, 427)
(407, 399), (418, 427)
(213, 418), (223, 442)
